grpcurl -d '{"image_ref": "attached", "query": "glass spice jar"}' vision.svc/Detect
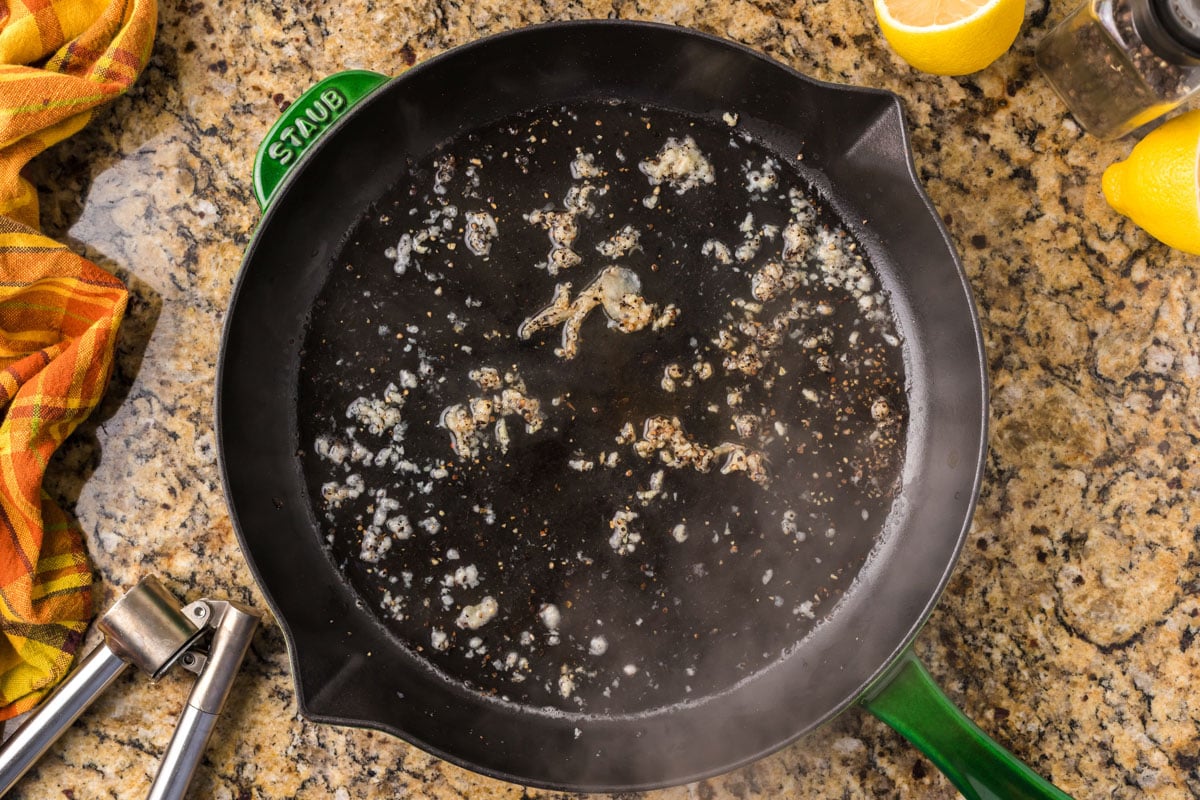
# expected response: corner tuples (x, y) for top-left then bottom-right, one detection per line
(1036, 0), (1200, 139)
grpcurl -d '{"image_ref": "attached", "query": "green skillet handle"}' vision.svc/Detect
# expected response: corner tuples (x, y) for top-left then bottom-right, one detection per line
(252, 70), (390, 210)
(862, 650), (1073, 800)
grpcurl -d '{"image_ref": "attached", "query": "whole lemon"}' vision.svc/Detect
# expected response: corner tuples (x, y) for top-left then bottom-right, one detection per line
(1102, 110), (1200, 255)
(873, 0), (1026, 76)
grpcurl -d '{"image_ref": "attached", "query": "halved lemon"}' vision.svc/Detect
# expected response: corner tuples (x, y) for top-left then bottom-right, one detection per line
(873, 0), (1026, 76)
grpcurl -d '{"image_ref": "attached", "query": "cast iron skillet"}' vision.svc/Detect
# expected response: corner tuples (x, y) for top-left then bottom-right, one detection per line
(218, 20), (1070, 799)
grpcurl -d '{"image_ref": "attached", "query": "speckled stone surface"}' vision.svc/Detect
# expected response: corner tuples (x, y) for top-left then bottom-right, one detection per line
(5, 0), (1199, 797)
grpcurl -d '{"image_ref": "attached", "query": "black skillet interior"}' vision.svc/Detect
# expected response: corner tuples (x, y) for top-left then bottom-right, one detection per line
(218, 21), (986, 791)
(297, 96), (916, 717)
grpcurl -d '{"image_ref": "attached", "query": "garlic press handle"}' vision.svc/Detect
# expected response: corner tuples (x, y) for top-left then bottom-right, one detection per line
(147, 600), (260, 800)
(0, 643), (127, 793)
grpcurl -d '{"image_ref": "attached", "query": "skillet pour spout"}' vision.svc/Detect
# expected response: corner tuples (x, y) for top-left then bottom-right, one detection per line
(219, 20), (1070, 798)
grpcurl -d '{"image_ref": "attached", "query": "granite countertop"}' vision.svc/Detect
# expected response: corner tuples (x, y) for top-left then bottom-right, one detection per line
(7, 0), (1199, 797)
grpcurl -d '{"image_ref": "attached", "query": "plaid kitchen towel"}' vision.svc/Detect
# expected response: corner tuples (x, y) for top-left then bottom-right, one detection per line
(0, 0), (155, 720)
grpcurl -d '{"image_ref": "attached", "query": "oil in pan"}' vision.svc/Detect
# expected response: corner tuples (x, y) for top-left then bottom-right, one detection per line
(296, 100), (907, 714)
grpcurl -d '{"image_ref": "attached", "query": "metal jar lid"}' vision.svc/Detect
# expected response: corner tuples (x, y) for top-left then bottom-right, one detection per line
(1136, 0), (1200, 65)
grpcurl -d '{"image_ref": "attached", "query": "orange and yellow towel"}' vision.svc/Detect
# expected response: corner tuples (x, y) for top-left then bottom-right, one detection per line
(0, 0), (156, 720)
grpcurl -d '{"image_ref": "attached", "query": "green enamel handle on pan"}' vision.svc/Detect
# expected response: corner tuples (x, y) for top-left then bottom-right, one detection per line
(252, 70), (391, 209)
(862, 650), (1072, 799)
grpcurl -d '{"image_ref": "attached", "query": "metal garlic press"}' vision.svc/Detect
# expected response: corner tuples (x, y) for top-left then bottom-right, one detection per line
(0, 576), (261, 799)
